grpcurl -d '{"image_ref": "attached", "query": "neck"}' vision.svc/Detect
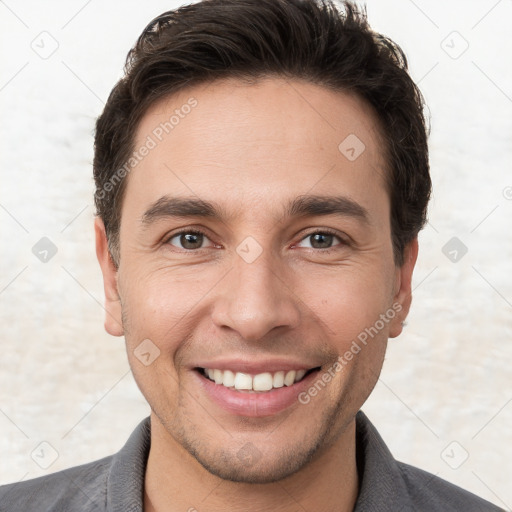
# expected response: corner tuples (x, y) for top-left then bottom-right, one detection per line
(144, 413), (359, 512)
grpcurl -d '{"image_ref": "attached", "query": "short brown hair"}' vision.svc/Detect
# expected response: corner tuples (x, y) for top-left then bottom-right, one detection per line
(93, 0), (431, 267)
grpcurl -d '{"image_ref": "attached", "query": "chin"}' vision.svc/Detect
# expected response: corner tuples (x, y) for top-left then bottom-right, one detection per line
(192, 446), (319, 484)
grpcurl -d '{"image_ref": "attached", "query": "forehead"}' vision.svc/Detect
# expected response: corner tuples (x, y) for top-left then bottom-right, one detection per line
(124, 77), (389, 225)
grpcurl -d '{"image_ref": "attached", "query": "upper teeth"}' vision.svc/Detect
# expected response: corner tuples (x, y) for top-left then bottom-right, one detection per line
(204, 368), (307, 391)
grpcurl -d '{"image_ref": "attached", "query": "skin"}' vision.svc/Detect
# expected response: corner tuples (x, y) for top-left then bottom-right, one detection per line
(95, 77), (418, 512)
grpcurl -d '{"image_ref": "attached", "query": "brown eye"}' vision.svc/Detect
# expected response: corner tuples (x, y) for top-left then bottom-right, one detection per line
(309, 233), (334, 248)
(167, 231), (213, 250)
(296, 231), (345, 250)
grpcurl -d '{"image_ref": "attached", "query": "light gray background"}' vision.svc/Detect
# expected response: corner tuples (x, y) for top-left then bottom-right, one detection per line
(0, 0), (511, 509)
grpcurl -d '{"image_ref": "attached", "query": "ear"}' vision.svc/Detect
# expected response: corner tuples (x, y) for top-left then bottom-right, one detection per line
(94, 217), (124, 337)
(388, 238), (419, 338)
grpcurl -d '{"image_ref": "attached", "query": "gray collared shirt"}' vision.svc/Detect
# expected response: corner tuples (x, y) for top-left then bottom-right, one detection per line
(0, 411), (504, 511)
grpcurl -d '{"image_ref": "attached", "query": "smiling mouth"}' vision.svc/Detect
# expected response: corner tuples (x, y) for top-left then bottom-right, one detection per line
(195, 367), (321, 393)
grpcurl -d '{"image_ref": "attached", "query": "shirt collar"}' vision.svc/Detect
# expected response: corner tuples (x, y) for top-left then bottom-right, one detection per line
(107, 416), (151, 512)
(105, 411), (410, 511)
(354, 410), (412, 511)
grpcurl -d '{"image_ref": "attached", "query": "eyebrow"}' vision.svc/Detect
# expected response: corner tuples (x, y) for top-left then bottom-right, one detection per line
(140, 194), (370, 226)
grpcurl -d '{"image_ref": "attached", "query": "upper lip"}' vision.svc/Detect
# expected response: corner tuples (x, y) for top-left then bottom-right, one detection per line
(192, 358), (322, 374)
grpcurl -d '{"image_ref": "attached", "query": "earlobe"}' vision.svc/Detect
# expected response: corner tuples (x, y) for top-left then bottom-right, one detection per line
(389, 238), (419, 338)
(94, 217), (124, 337)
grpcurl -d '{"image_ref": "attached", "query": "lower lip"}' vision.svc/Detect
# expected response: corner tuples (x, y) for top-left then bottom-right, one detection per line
(194, 369), (321, 417)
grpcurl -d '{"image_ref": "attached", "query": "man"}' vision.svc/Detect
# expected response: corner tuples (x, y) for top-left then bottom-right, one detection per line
(0, 0), (503, 510)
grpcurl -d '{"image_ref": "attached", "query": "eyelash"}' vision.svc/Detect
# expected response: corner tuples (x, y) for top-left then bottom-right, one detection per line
(164, 228), (348, 253)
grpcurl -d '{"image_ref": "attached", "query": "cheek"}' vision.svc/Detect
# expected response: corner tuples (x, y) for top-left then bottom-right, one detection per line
(119, 267), (208, 407)
(299, 263), (394, 346)
(123, 265), (203, 326)
(119, 264), (222, 366)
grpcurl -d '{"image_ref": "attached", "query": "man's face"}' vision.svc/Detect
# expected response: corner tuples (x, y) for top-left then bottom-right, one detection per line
(96, 77), (416, 483)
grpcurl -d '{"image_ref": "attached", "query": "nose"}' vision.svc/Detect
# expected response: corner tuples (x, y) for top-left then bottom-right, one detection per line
(211, 251), (301, 342)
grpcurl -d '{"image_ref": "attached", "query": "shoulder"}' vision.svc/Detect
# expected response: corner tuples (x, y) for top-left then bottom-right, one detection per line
(354, 411), (504, 511)
(0, 455), (113, 512)
(396, 460), (505, 511)
(0, 416), (151, 512)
